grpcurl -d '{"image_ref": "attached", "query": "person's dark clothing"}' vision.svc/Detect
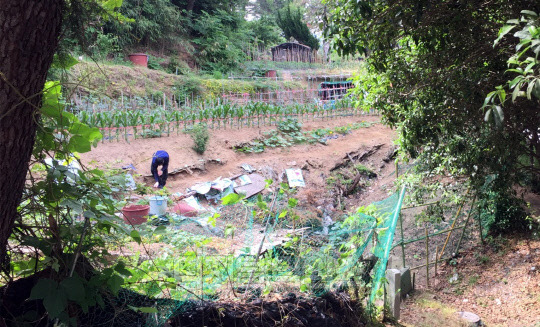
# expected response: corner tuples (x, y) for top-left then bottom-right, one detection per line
(151, 150), (169, 188)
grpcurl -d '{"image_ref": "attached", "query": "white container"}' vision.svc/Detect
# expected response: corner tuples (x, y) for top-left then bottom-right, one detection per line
(149, 196), (167, 216)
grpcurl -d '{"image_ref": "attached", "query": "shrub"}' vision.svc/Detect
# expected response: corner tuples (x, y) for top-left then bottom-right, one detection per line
(477, 188), (528, 235)
(188, 123), (210, 154)
(173, 74), (203, 104)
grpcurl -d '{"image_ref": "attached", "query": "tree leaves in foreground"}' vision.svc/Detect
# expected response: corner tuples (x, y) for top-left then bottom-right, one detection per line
(324, 0), (540, 232)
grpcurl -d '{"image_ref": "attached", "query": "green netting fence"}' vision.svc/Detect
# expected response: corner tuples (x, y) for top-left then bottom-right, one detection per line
(110, 188), (406, 326)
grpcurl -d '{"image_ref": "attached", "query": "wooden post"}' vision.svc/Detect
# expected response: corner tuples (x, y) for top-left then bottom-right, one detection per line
(425, 225), (430, 288)
(399, 212), (406, 268)
(435, 246), (438, 277)
(439, 187), (471, 260)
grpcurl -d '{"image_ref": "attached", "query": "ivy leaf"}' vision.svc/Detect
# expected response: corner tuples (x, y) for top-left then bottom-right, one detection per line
(67, 135), (91, 153)
(288, 198), (298, 208)
(43, 292), (67, 319)
(114, 261), (132, 277)
(137, 307), (158, 313)
(222, 193), (243, 205)
(51, 54), (78, 69)
(130, 230), (142, 244)
(60, 276), (85, 302)
(29, 278), (58, 300)
(107, 274), (124, 296)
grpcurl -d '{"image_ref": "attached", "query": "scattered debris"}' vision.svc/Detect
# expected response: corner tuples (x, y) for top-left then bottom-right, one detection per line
(235, 175), (252, 186)
(286, 168), (306, 188)
(241, 163), (255, 173)
(383, 146), (398, 163)
(173, 201), (198, 217)
(233, 173), (266, 198)
(330, 144), (384, 171)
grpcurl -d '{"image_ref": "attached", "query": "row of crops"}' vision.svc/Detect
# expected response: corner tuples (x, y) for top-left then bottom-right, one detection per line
(74, 97), (376, 142)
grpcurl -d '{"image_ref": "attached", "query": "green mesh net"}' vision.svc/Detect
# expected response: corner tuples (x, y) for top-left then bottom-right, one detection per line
(117, 188), (406, 326)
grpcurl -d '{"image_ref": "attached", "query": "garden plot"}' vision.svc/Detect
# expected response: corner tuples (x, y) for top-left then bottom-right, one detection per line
(79, 114), (408, 315)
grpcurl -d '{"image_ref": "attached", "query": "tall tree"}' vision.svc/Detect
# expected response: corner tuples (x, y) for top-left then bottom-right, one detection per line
(324, 0), (540, 231)
(277, 3), (319, 49)
(0, 0), (63, 269)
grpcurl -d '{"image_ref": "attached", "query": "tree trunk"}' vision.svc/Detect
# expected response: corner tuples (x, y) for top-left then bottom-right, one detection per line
(0, 0), (63, 269)
(187, 0), (195, 12)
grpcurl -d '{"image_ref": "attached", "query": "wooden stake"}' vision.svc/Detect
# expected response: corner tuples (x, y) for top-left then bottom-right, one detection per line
(435, 246), (438, 277)
(425, 225), (430, 288)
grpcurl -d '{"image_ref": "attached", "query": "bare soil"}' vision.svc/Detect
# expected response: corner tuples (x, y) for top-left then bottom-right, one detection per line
(81, 115), (394, 210)
(80, 116), (540, 326)
(399, 236), (540, 327)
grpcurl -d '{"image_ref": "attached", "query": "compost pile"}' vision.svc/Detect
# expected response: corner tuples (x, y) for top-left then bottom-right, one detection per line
(167, 292), (366, 327)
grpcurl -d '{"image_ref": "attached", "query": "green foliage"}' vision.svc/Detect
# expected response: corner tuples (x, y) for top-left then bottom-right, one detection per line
(173, 74), (203, 104)
(235, 120), (371, 153)
(325, 0), (540, 233)
(105, 0), (187, 49)
(477, 186), (528, 235)
(246, 16), (284, 47)
(191, 9), (248, 73)
(6, 81), (137, 325)
(186, 123), (210, 154)
(277, 4), (319, 50)
(147, 55), (165, 70)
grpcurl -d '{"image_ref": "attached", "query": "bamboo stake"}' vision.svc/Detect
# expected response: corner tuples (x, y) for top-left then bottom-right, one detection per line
(439, 187), (471, 260)
(435, 246), (438, 277)
(425, 225), (430, 288)
(399, 212), (406, 268)
(477, 203), (485, 244)
(454, 195), (477, 255)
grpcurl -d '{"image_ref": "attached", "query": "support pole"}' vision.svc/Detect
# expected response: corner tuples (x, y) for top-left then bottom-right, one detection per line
(435, 246), (438, 277)
(439, 187), (471, 260)
(425, 225), (429, 288)
(454, 195), (477, 255)
(399, 212), (406, 268)
(477, 204), (485, 245)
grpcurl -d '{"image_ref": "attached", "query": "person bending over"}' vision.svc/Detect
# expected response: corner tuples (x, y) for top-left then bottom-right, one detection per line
(151, 150), (169, 188)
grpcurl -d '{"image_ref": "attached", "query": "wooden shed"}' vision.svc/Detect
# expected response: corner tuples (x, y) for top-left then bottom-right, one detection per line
(271, 42), (314, 63)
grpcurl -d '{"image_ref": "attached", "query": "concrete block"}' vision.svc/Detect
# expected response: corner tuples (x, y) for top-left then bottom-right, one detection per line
(400, 267), (412, 298)
(386, 268), (401, 320)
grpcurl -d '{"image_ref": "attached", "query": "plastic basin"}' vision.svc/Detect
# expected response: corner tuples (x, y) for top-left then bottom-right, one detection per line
(122, 204), (150, 225)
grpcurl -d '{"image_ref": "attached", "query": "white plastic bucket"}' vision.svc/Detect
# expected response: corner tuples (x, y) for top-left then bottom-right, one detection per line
(149, 196), (167, 216)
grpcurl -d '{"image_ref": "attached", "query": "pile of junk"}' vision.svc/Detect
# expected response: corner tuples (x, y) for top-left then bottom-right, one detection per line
(121, 164), (306, 232)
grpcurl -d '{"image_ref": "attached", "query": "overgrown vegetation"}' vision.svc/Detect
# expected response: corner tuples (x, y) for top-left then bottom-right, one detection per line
(325, 0), (540, 234)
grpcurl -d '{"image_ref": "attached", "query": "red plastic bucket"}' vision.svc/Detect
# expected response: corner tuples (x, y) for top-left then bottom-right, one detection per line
(128, 53), (148, 68)
(122, 204), (150, 225)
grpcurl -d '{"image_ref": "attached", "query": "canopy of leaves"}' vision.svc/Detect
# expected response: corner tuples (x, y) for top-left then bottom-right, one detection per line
(105, 0), (187, 49)
(277, 4), (319, 50)
(324, 0), (540, 232)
